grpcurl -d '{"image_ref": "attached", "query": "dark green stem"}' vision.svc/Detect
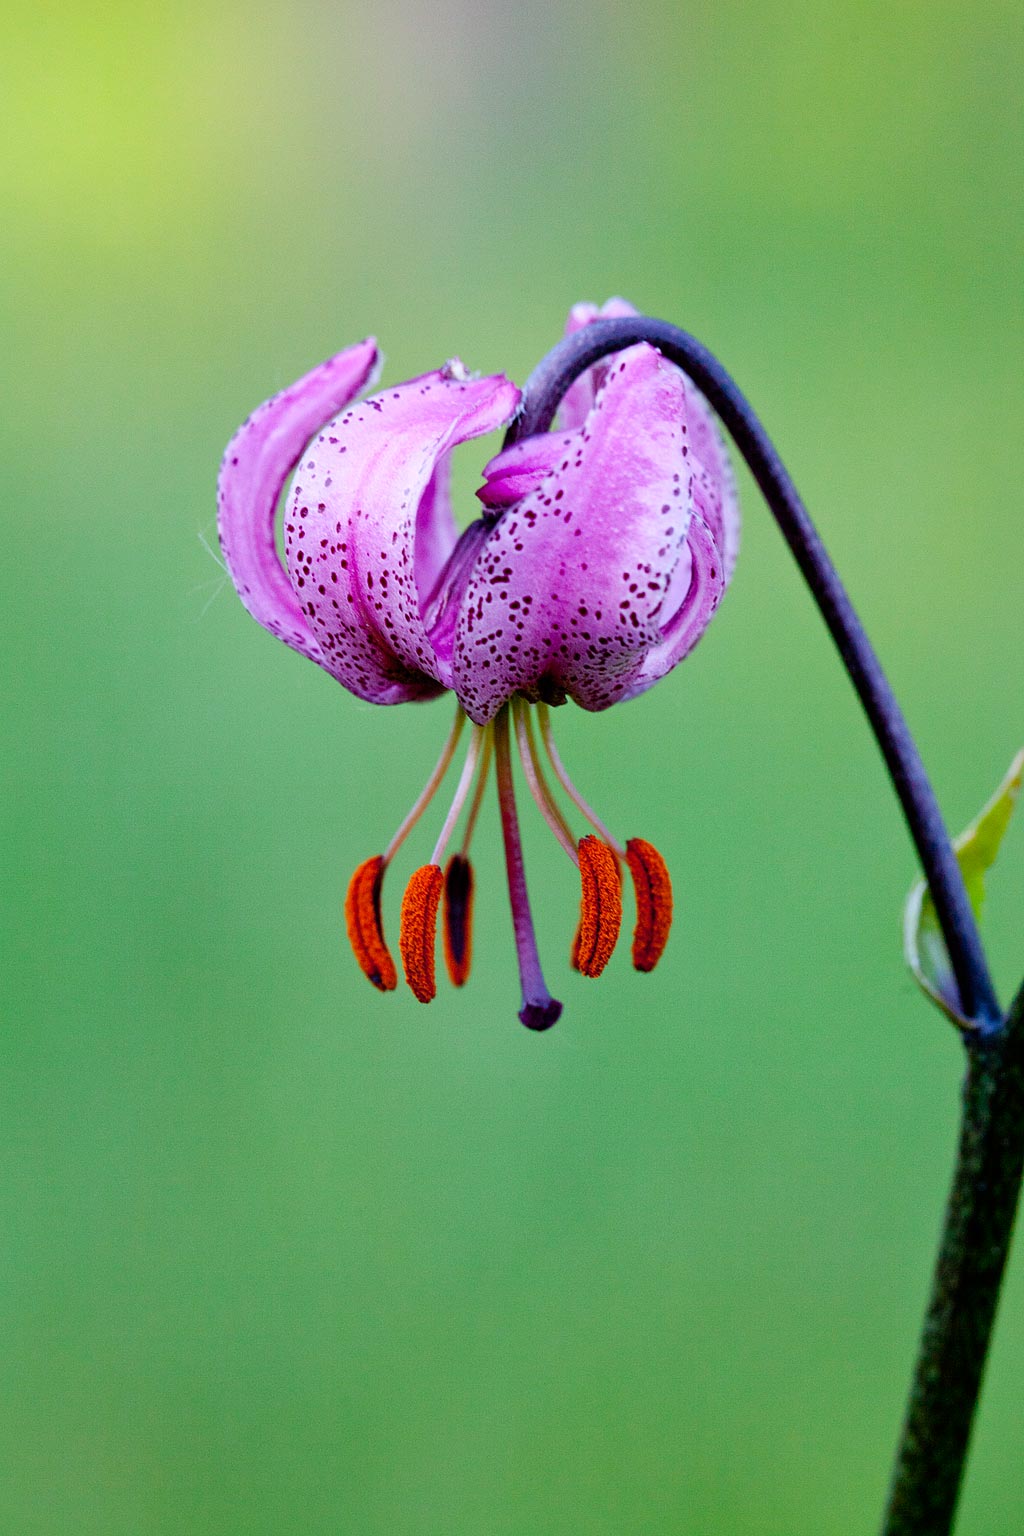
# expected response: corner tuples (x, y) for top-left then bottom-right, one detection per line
(881, 979), (1024, 1534)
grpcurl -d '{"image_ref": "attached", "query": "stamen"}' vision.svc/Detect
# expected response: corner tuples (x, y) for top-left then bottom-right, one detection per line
(626, 838), (673, 972)
(574, 835), (623, 978)
(460, 730), (493, 855)
(383, 704), (466, 865)
(494, 705), (563, 1030)
(344, 854), (398, 991)
(443, 854), (474, 986)
(511, 698), (578, 863)
(430, 725), (485, 867)
(399, 864), (444, 1002)
(537, 703), (626, 859)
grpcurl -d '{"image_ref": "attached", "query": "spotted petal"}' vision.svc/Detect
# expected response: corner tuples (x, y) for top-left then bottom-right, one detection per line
(285, 365), (521, 704)
(217, 339), (380, 670)
(453, 343), (731, 722)
(685, 385), (740, 584)
(562, 299), (739, 581)
(476, 432), (575, 511)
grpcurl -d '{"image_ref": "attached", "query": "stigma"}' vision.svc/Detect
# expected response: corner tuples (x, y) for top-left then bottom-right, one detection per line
(342, 699), (673, 1029)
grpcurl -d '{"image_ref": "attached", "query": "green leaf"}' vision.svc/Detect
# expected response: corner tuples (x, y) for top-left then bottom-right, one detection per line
(904, 749), (1024, 1029)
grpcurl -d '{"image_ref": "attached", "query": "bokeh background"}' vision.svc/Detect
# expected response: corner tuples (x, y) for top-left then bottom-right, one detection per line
(2, 0), (1022, 1531)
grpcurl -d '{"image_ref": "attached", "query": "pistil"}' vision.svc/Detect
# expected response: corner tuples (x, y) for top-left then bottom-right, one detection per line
(493, 705), (563, 1030)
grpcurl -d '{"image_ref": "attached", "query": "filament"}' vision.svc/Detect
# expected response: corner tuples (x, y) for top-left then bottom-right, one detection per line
(537, 703), (626, 859)
(459, 729), (493, 856)
(430, 724), (486, 866)
(383, 704), (465, 865)
(511, 698), (578, 864)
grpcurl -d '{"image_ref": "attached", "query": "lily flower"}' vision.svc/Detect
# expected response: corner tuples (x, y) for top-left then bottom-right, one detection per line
(218, 302), (739, 1028)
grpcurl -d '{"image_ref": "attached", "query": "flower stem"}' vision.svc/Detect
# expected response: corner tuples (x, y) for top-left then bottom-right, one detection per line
(507, 317), (1001, 1029)
(880, 978), (1024, 1534)
(513, 316), (1020, 1527)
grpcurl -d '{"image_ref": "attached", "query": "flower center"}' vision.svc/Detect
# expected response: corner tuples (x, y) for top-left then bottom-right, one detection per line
(343, 700), (674, 1029)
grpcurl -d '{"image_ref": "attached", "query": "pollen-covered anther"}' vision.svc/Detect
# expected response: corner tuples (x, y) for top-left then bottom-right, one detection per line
(626, 838), (673, 972)
(574, 835), (623, 978)
(344, 855), (397, 992)
(400, 864), (445, 1002)
(443, 855), (475, 987)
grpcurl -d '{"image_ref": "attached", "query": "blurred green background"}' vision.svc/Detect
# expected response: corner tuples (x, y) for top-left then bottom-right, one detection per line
(2, 0), (1022, 1531)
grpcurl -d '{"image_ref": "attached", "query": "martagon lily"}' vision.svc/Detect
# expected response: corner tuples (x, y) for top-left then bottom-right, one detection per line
(218, 301), (739, 1028)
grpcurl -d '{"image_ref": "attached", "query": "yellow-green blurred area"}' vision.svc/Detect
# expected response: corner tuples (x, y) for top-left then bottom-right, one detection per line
(2, 0), (1022, 1530)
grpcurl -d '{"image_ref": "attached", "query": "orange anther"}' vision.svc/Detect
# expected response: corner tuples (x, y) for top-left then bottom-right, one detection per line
(344, 855), (397, 992)
(574, 835), (623, 978)
(626, 838), (673, 972)
(443, 854), (475, 987)
(400, 863), (444, 1002)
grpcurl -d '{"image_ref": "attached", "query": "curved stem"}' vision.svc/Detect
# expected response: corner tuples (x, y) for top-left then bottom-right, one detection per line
(881, 979), (1024, 1533)
(505, 317), (1001, 1028)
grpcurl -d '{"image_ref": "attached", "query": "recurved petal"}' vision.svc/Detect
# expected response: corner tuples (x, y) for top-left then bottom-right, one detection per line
(452, 343), (729, 722)
(217, 339), (380, 668)
(620, 504), (725, 699)
(286, 364), (520, 703)
(687, 399), (740, 584)
(560, 300), (739, 582)
(476, 431), (578, 511)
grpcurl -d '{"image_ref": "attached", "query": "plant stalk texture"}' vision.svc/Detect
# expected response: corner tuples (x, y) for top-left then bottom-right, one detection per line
(881, 979), (1024, 1533)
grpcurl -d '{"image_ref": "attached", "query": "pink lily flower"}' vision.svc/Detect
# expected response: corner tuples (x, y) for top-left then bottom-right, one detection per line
(218, 302), (739, 1028)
